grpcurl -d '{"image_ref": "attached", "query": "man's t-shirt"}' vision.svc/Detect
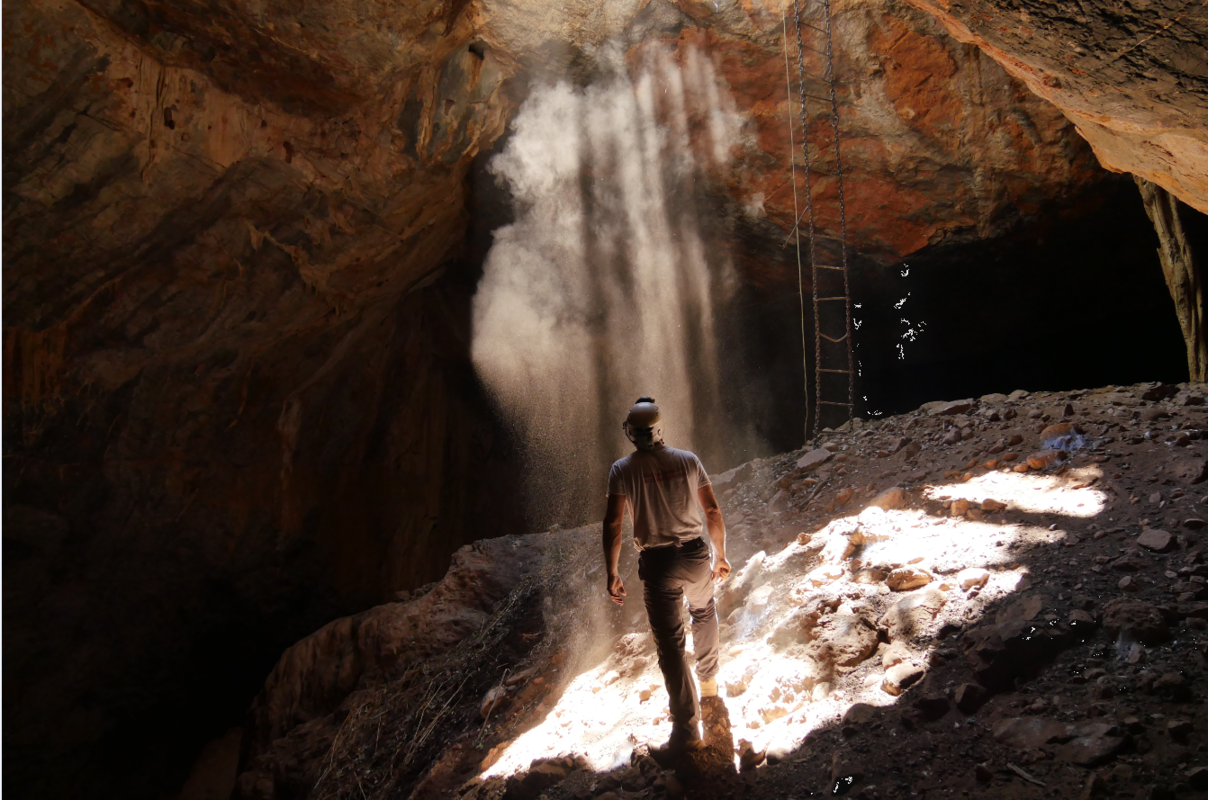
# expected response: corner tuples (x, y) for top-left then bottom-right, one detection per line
(607, 444), (711, 550)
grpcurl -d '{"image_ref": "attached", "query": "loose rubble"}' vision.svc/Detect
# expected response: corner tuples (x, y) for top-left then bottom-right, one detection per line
(231, 381), (1208, 800)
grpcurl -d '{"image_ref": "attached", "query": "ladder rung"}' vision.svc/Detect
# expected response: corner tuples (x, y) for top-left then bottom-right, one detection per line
(801, 92), (832, 104)
(816, 296), (848, 301)
(820, 333), (848, 343)
(813, 264), (845, 270)
(798, 42), (830, 57)
(818, 368), (851, 374)
(818, 401), (854, 406)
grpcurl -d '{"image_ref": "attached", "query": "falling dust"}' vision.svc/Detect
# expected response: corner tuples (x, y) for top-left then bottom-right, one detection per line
(471, 42), (760, 528)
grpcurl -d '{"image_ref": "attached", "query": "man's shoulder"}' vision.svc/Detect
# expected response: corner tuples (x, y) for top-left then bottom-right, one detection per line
(610, 453), (637, 471)
(662, 445), (701, 463)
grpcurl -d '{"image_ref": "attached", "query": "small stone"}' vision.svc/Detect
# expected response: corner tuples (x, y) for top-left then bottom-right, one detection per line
(1187, 766), (1208, 791)
(1185, 519), (1206, 530)
(1007, 433), (1024, 446)
(1027, 450), (1063, 469)
(955, 683), (988, 713)
(869, 487), (905, 510)
(931, 399), (975, 416)
(950, 498), (970, 517)
(836, 487), (854, 506)
(1013, 463), (1030, 473)
(1101, 598), (1169, 644)
(981, 498), (1007, 512)
(881, 641), (913, 669)
(842, 702), (877, 727)
(943, 429), (961, 445)
(1137, 529), (1174, 552)
(983, 459), (999, 470)
(886, 567), (933, 591)
(1168, 719), (1194, 739)
(1041, 422), (1079, 441)
(881, 662), (925, 696)
(957, 568), (990, 591)
(481, 685), (508, 719)
(1119, 576), (1139, 591)
(797, 448), (833, 471)
(975, 763), (993, 783)
(913, 693), (950, 720)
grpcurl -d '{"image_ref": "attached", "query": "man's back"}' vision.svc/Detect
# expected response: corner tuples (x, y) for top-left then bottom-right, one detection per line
(607, 444), (710, 549)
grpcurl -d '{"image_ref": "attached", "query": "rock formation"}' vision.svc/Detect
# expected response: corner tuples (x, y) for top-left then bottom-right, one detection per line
(902, 0), (1208, 216)
(231, 380), (1208, 800)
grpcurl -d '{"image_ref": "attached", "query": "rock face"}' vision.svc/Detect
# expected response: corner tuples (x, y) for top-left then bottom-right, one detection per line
(3, 0), (521, 794)
(903, 0), (1208, 215)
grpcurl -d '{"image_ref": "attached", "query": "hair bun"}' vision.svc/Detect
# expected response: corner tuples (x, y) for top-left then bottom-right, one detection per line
(636, 396), (656, 404)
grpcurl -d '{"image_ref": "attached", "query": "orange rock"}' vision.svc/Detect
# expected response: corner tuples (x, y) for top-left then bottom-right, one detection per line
(1026, 450), (1063, 470)
(951, 498), (971, 517)
(1002, 453), (1019, 462)
(1013, 463), (1030, 473)
(836, 487), (854, 506)
(981, 498), (1007, 512)
(983, 459), (999, 470)
(1040, 422), (1079, 440)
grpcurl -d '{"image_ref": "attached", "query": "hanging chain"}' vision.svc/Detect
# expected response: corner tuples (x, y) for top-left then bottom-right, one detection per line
(790, 0), (822, 440)
(783, 13), (810, 445)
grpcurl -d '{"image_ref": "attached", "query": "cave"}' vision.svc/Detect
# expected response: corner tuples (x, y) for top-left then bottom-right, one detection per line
(4, 0), (1208, 799)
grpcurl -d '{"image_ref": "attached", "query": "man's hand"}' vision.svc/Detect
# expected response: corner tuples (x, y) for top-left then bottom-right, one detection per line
(713, 556), (731, 582)
(607, 573), (627, 605)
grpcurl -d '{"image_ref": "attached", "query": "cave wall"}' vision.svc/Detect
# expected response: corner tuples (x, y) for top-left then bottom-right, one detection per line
(3, 0), (522, 795)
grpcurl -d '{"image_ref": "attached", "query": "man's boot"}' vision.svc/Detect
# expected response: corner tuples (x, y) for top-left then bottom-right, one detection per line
(651, 724), (705, 766)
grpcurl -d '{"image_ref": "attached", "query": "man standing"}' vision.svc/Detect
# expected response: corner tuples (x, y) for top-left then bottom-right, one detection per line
(602, 396), (731, 757)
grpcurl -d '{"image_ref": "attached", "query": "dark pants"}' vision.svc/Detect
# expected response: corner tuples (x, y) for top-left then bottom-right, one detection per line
(638, 537), (719, 734)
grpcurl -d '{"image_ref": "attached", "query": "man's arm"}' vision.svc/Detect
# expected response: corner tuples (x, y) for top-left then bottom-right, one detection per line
(698, 483), (731, 581)
(603, 493), (628, 605)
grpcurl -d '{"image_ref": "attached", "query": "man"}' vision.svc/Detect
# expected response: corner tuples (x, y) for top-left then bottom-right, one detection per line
(602, 396), (731, 757)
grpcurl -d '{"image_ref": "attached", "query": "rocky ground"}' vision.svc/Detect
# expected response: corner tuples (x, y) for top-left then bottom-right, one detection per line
(230, 381), (1208, 800)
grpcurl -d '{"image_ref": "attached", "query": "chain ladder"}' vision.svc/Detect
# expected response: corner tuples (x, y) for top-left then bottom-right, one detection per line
(788, 0), (855, 439)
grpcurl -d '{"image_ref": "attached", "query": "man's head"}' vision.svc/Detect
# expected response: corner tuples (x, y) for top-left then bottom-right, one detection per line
(623, 396), (664, 450)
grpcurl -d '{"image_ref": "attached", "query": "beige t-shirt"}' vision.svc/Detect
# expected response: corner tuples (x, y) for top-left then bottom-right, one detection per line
(607, 444), (711, 550)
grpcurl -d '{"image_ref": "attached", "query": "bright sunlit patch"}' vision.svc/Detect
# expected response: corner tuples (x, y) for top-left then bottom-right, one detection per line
(479, 480), (1092, 780)
(925, 466), (1106, 518)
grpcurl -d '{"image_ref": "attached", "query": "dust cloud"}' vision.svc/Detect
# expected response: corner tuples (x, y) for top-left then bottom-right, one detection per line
(472, 43), (755, 526)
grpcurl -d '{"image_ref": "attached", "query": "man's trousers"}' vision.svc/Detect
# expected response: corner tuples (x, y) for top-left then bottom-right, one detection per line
(638, 536), (720, 734)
